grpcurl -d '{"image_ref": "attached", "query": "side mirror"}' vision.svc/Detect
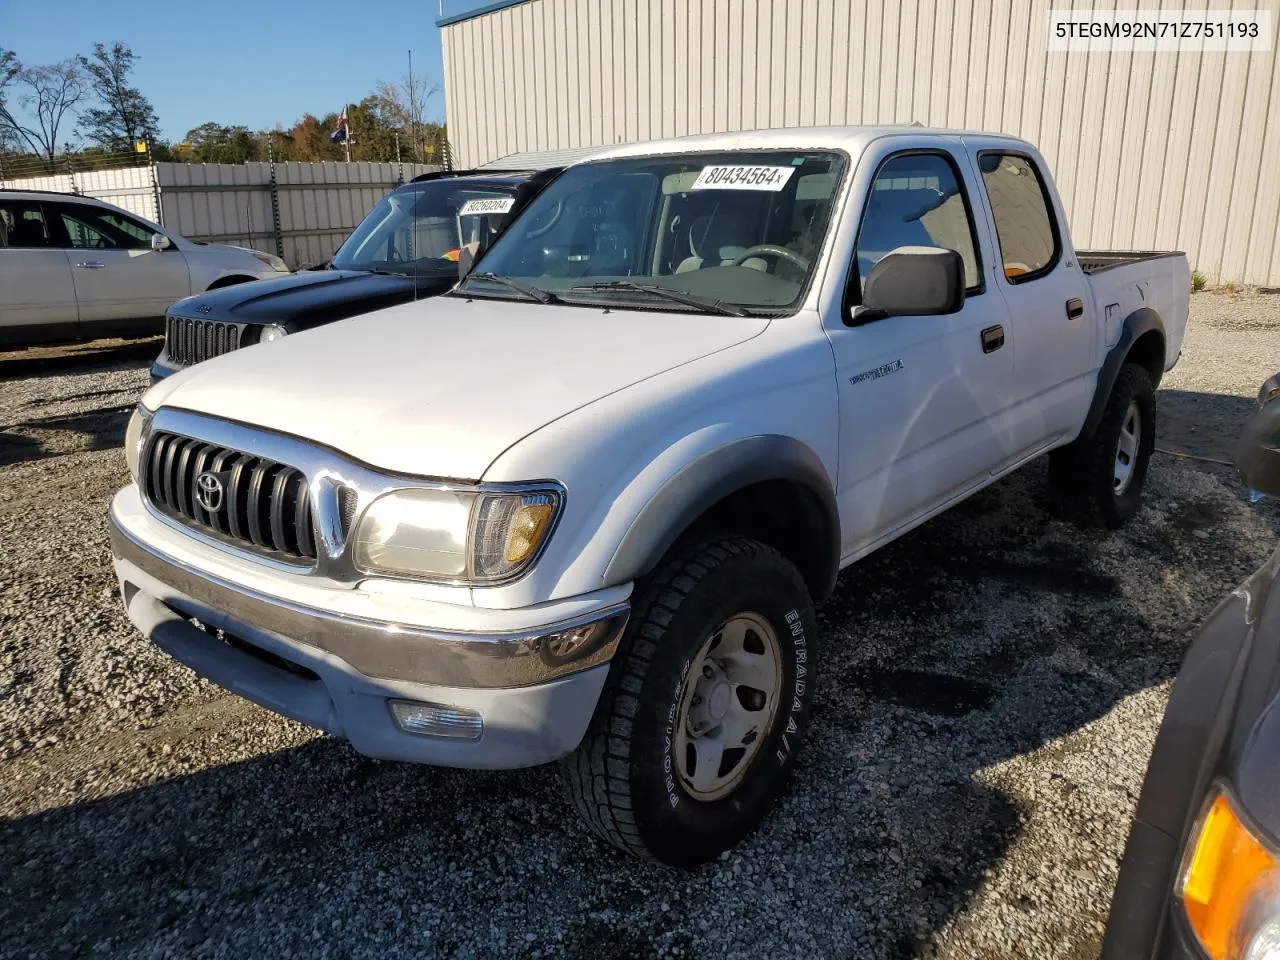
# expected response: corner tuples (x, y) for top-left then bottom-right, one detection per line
(851, 246), (965, 323)
(1236, 373), (1280, 498)
(151, 233), (171, 252)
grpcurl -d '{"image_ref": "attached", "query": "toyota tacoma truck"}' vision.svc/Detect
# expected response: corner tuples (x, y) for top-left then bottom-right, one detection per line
(149, 167), (564, 381)
(110, 126), (1189, 866)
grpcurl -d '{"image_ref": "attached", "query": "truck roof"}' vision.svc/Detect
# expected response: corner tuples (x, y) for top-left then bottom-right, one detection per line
(571, 125), (1036, 165)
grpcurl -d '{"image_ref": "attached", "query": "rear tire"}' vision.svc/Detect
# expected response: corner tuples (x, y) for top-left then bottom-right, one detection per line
(561, 537), (816, 867)
(1050, 362), (1156, 528)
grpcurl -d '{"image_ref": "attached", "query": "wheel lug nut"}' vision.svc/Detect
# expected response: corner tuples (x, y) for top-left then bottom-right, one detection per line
(702, 665), (714, 679)
(692, 695), (702, 706)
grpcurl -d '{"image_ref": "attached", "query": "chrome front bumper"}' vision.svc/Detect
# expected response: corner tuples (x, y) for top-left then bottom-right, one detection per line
(109, 508), (628, 768)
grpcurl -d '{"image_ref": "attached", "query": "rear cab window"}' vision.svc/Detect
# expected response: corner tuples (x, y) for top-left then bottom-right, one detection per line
(976, 153), (1061, 283)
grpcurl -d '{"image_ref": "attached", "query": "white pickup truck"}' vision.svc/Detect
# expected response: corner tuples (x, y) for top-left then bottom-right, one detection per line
(110, 126), (1188, 866)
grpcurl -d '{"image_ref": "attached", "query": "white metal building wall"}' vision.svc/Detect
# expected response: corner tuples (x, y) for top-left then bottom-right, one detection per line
(442, 0), (1280, 285)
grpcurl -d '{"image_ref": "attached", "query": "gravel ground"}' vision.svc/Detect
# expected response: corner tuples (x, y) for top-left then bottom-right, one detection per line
(1, 295), (1277, 960)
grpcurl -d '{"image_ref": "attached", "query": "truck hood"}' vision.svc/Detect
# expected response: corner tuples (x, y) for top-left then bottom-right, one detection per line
(148, 296), (768, 480)
(171, 270), (429, 328)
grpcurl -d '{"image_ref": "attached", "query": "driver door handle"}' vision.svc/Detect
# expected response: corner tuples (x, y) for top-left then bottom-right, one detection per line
(75, 261), (106, 269)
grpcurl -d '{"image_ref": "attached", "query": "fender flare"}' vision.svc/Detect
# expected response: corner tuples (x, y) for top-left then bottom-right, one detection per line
(1081, 307), (1165, 440)
(602, 435), (841, 600)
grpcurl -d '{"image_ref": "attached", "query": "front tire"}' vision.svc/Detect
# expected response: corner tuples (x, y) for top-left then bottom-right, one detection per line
(561, 537), (816, 867)
(1050, 362), (1156, 528)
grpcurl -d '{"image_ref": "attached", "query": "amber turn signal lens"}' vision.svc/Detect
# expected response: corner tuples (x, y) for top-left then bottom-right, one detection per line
(504, 501), (554, 563)
(1182, 789), (1280, 959)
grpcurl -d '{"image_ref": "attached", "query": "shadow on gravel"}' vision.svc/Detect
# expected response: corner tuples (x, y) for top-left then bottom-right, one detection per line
(0, 405), (134, 468)
(1, 390), (1276, 959)
(1157, 389), (1258, 463)
(0, 337), (159, 381)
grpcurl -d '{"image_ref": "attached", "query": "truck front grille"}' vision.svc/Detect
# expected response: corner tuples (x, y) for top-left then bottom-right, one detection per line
(143, 431), (316, 562)
(166, 317), (239, 367)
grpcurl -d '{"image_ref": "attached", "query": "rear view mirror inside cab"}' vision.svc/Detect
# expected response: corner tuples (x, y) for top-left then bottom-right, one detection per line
(850, 246), (965, 324)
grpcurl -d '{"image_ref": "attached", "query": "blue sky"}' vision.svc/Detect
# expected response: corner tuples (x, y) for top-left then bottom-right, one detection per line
(2, 1), (489, 143)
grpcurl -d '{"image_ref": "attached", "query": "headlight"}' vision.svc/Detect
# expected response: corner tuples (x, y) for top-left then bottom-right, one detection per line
(260, 324), (288, 344)
(1180, 785), (1280, 959)
(352, 486), (561, 583)
(124, 404), (153, 484)
(252, 251), (290, 273)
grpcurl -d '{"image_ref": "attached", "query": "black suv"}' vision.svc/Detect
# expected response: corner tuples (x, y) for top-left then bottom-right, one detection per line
(151, 167), (561, 381)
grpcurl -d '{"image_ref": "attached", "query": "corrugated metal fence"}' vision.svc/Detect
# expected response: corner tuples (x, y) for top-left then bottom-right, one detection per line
(1, 161), (438, 268)
(441, 0), (1280, 286)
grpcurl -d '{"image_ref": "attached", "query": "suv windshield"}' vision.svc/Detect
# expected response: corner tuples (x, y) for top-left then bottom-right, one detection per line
(331, 180), (520, 275)
(459, 150), (846, 313)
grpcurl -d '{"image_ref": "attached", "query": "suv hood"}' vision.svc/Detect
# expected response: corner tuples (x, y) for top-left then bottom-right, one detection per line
(148, 297), (768, 480)
(172, 269), (427, 327)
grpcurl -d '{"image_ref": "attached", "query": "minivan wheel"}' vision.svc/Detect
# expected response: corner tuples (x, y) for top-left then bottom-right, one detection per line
(561, 537), (816, 867)
(1050, 362), (1156, 528)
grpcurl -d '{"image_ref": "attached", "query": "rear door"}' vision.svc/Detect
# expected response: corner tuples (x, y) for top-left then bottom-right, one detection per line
(50, 200), (191, 334)
(0, 198), (78, 344)
(964, 141), (1095, 455)
(824, 140), (1016, 557)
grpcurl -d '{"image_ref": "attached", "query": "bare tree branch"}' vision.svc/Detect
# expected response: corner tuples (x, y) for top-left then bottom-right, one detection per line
(0, 57), (85, 170)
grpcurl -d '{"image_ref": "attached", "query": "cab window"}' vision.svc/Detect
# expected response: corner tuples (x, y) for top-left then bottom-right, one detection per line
(854, 152), (982, 294)
(977, 153), (1059, 283)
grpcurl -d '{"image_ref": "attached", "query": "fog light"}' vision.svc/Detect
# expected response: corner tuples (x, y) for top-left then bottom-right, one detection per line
(389, 699), (483, 740)
(540, 611), (629, 667)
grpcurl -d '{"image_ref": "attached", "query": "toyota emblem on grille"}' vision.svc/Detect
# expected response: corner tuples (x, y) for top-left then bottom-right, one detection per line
(195, 471), (224, 512)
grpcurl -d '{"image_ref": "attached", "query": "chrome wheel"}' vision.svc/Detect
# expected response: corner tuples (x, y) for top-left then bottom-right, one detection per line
(1114, 401), (1141, 494)
(674, 611), (783, 802)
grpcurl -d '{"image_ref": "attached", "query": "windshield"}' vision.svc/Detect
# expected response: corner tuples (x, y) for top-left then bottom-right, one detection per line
(459, 150), (846, 313)
(331, 180), (520, 275)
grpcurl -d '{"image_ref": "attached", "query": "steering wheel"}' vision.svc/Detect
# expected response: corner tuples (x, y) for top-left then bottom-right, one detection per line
(730, 244), (811, 271)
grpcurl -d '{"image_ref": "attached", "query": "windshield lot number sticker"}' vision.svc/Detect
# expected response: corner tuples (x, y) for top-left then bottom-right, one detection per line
(458, 197), (515, 216)
(691, 165), (796, 191)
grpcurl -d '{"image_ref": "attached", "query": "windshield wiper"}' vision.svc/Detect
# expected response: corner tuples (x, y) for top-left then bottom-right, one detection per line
(567, 280), (749, 317)
(464, 272), (560, 304)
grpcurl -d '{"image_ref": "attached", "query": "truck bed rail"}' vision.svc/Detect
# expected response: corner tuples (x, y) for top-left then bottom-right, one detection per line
(1077, 250), (1186, 275)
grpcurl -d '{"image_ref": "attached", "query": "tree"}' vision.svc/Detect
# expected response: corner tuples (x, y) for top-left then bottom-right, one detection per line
(182, 122), (260, 164)
(373, 73), (441, 161)
(77, 42), (160, 152)
(0, 56), (86, 170)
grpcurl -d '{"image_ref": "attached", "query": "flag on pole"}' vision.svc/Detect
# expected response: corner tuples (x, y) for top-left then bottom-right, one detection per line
(330, 107), (349, 143)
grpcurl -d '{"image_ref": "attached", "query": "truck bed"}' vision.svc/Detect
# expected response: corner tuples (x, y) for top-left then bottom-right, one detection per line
(1077, 250), (1186, 275)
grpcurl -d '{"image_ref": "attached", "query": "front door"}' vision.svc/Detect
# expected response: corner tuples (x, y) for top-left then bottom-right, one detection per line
(50, 200), (191, 335)
(0, 198), (78, 344)
(825, 145), (1016, 559)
